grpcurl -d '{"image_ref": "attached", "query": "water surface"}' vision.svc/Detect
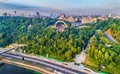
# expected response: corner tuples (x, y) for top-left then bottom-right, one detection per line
(0, 63), (40, 74)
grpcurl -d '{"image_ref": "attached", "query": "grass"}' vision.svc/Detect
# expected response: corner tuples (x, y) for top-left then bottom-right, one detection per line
(37, 55), (64, 62)
(83, 55), (99, 72)
(98, 71), (108, 74)
(83, 55), (109, 74)
(84, 55), (97, 67)
(5, 46), (11, 48)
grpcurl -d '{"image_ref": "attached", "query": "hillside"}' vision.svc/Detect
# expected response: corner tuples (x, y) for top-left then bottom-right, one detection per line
(0, 17), (95, 61)
(1, 17), (120, 73)
(84, 19), (120, 74)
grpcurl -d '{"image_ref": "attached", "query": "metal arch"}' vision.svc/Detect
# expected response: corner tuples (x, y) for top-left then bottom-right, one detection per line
(55, 21), (68, 28)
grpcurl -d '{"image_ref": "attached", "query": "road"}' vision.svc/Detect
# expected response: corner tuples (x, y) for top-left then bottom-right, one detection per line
(1, 52), (85, 74)
(104, 34), (115, 43)
(69, 31), (98, 74)
(0, 47), (18, 55)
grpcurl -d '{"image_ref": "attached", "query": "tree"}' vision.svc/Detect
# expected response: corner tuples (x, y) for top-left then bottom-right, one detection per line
(65, 50), (73, 61)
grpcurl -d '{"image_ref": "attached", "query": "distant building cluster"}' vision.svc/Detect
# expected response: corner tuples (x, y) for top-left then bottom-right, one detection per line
(57, 13), (120, 25)
(1, 10), (42, 18)
(50, 13), (120, 32)
(2, 10), (120, 25)
(81, 16), (97, 24)
(57, 13), (97, 26)
(58, 14), (80, 23)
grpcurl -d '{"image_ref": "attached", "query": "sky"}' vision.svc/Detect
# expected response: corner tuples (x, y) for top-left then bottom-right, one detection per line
(0, 0), (120, 9)
(0, 0), (120, 15)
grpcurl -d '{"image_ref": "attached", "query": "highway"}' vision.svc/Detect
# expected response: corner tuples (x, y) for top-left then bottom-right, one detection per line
(1, 52), (85, 74)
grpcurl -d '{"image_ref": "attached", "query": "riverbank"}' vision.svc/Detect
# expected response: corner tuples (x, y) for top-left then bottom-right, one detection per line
(0, 59), (53, 74)
(0, 63), (39, 74)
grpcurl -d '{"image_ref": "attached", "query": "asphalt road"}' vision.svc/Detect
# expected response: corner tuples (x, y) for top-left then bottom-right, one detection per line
(1, 53), (85, 74)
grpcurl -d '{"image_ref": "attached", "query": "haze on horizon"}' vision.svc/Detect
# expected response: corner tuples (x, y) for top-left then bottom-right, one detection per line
(0, 0), (120, 15)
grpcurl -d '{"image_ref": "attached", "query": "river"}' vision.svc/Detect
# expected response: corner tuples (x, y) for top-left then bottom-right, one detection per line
(0, 63), (40, 74)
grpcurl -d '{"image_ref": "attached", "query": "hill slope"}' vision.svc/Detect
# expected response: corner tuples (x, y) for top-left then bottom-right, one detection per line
(0, 17), (94, 61)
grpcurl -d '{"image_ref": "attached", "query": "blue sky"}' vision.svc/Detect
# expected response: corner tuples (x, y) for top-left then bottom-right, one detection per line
(1, 0), (120, 9)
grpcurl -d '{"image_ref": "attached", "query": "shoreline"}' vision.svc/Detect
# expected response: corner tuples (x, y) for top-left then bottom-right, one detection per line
(0, 59), (53, 74)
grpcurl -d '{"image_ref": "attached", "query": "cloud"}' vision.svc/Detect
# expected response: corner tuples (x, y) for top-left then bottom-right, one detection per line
(0, 0), (8, 2)
(0, 0), (120, 9)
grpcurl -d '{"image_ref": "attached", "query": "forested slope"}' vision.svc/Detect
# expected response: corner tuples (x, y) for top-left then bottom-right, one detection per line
(85, 19), (120, 74)
(0, 17), (95, 61)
